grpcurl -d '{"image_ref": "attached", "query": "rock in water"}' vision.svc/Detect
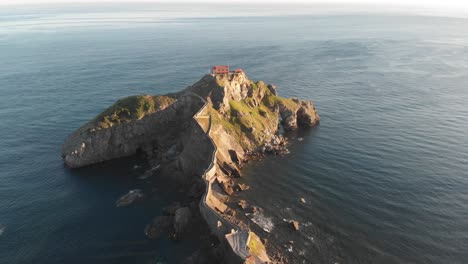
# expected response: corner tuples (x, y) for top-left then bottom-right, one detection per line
(238, 199), (249, 210)
(291, 221), (300, 231)
(163, 201), (182, 216)
(145, 215), (173, 239)
(236, 183), (250, 191)
(115, 189), (144, 207)
(174, 207), (192, 236)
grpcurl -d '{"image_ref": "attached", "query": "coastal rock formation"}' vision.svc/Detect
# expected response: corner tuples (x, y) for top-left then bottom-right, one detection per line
(174, 207), (192, 236)
(115, 189), (144, 207)
(144, 215), (172, 239)
(62, 70), (319, 263)
(61, 94), (202, 168)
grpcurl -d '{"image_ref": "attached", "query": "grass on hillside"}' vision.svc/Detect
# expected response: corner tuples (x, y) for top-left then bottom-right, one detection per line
(93, 95), (176, 128)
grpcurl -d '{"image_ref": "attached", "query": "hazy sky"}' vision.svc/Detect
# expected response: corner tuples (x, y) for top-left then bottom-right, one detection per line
(0, 0), (467, 7)
(2, 0), (468, 13)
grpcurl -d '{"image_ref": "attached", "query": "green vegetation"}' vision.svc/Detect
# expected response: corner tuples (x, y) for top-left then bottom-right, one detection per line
(207, 78), (304, 149)
(93, 95), (176, 128)
(209, 98), (278, 149)
(262, 94), (299, 110)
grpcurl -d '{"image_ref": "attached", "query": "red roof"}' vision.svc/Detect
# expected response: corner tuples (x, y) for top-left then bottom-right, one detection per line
(212, 65), (229, 74)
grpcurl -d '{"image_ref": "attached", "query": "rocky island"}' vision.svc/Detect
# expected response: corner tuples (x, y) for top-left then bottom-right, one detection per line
(62, 67), (319, 263)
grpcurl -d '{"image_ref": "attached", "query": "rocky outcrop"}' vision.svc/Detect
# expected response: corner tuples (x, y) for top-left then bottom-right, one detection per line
(115, 189), (144, 207)
(174, 207), (192, 236)
(291, 221), (300, 231)
(278, 99), (320, 130)
(144, 215), (172, 239)
(61, 94), (203, 168)
(62, 70), (320, 263)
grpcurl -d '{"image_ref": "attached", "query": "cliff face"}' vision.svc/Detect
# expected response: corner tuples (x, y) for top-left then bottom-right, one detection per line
(61, 94), (203, 168)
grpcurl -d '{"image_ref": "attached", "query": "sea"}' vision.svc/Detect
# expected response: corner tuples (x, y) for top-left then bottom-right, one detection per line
(1, 3), (467, 264)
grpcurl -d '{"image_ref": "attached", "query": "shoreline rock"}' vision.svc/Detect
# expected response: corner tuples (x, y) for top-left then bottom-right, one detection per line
(115, 189), (144, 207)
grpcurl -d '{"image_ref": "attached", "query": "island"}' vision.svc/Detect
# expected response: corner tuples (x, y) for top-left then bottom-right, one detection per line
(62, 66), (319, 263)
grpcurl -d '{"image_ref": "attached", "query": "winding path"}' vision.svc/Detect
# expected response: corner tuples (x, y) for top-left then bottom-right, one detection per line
(184, 92), (248, 261)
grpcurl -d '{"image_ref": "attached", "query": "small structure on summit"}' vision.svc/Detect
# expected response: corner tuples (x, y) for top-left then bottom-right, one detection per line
(212, 65), (229, 75)
(211, 65), (244, 75)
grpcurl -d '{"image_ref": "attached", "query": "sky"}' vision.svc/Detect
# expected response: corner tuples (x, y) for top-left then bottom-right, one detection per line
(2, 0), (468, 15)
(0, 0), (467, 7)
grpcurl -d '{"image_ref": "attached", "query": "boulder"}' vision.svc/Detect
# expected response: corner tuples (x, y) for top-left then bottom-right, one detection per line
(297, 100), (320, 127)
(115, 189), (144, 207)
(238, 200), (249, 210)
(163, 202), (182, 216)
(144, 215), (173, 239)
(236, 183), (250, 191)
(291, 221), (300, 231)
(174, 207), (192, 235)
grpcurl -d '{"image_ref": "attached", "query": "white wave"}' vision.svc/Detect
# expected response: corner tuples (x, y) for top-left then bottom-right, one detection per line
(246, 211), (274, 233)
(0, 224), (5, 236)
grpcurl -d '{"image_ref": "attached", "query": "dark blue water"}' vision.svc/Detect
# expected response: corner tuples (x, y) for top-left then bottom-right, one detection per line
(1, 4), (468, 264)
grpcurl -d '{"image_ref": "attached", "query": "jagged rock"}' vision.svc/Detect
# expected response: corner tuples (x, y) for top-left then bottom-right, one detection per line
(279, 106), (298, 130)
(174, 207), (192, 235)
(144, 215), (172, 239)
(291, 221), (300, 231)
(219, 162), (241, 178)
(163, 202), (182, 216)
(139, 164), (160, 179)
(278, 99), (319, 130)
(115, 189), (144, 207)
(252, 206), (260, 214)
(297, 100), (320, 127)
(236, 183), (250, 191)
(267, 84), (277, 95)
(219, 180), (235, 195)
(238, 200), (249, 210)
(225, 208), (237, 217)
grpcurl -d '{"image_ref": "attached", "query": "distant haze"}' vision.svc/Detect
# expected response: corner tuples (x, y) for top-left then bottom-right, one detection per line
(2, 0), (468, 9)
(2, 0), (468, 17)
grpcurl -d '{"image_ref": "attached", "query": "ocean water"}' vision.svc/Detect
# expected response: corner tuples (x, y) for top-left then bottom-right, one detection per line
(1, 4), (468, 264)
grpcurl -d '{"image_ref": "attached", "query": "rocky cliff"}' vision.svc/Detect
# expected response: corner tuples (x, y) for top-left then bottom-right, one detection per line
(62, 72), (319, 170)
(62, 71), (319, 263)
